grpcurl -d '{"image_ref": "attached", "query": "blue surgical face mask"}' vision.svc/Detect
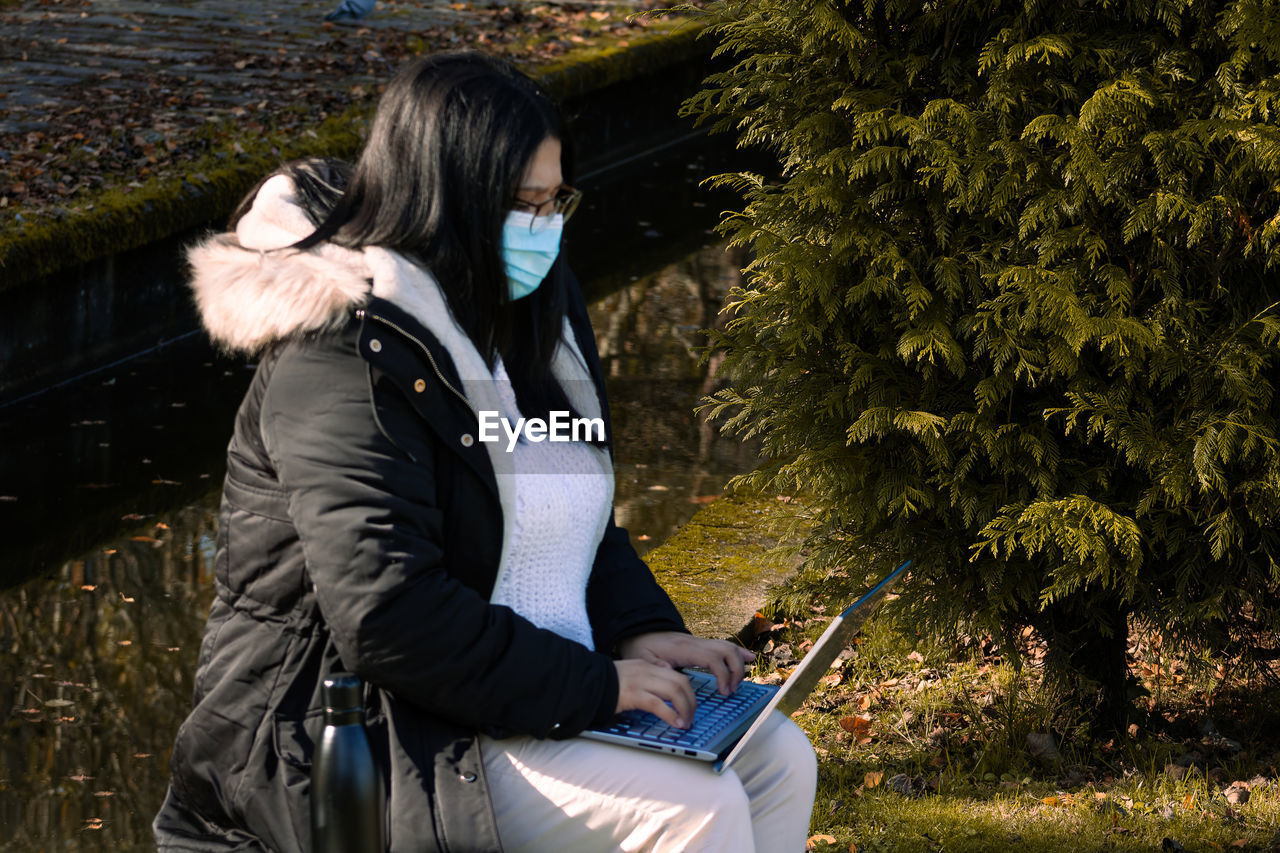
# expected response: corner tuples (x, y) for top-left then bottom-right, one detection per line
(502, 210), (563, 300)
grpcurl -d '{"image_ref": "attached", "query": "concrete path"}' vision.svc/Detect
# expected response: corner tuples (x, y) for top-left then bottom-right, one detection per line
(0, 0), (684, 214)
(0, 0), (680, 128)
(2, 0), (485, 135)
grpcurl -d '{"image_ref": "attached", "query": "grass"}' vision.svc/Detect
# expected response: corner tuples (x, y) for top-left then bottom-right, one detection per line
(745, 605), (1280, 851)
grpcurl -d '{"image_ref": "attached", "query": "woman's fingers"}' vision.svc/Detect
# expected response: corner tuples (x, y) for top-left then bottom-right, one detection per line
(611, 637), (766, 729)
(680, 637), (753, 696)
(618, 632), (760, 697)
(703, 646), (736, 696)
(614, 659), (697, 728)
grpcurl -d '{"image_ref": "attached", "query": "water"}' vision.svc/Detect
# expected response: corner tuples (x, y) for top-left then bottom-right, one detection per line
(0, 140), (761, 849)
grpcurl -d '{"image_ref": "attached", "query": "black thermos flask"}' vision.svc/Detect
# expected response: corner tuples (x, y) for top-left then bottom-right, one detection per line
(311, 673), (385, 853)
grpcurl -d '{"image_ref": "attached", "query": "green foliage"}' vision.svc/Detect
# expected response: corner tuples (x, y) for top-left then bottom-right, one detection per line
(687, 0), (1280, 687)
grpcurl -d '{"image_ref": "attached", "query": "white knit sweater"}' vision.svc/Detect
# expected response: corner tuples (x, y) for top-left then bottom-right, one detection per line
(487, 359), (612, 650)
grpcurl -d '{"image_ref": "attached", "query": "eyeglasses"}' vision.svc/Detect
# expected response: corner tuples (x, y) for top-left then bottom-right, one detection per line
(511, 185), (583, 230)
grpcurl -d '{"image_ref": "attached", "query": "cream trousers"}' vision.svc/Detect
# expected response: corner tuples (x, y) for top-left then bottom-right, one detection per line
(478, 712), (817, 852)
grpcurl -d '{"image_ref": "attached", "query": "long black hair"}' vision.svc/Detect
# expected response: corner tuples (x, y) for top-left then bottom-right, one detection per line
(233, 52), (587, 429)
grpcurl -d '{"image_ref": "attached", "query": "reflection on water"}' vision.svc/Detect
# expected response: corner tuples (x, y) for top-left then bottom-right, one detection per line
(598, 244), (757, 546)
(0, 243), (754, 850)
(0, 349), (259, 589)
(0, 500), (217, 849)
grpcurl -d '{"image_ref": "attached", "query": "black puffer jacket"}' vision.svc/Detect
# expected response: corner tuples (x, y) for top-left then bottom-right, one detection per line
(154, 179), (685, 852)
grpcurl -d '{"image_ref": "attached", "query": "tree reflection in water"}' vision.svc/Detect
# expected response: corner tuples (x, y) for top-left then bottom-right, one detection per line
(596, 244), (759, 551)
(0, 243), (755, 850)
(1, 496), (218, 850)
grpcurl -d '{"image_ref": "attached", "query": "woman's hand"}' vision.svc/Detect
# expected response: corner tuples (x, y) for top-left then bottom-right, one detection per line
(617, 632), (756, 697)
(613, 659), (698, 729)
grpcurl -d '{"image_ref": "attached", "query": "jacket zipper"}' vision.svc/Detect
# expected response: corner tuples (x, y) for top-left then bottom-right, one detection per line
(355, 307), (479, 418)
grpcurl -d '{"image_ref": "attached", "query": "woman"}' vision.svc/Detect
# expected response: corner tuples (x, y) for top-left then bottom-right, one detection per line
(155, 52), (816, 852)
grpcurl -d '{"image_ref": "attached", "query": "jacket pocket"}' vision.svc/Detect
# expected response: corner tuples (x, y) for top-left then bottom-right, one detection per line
(271, 710), (324, 852)
(218, 480), (309, 618)
(274, 710), (322, 772)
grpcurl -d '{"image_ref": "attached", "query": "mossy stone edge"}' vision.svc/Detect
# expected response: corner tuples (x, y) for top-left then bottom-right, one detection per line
(0, 22), (708, 293)
(644, 493), (811, 642)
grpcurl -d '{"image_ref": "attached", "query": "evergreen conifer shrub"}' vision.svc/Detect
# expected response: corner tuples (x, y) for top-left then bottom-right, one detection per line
(687, 0), (1280, 727)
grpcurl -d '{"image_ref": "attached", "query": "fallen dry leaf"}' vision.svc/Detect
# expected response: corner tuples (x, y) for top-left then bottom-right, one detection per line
(864, 770), (883, 789)
(839, 715), (873, 736)
(1223, 784), (1250, 805)
(806, 834), (837, 849)
(750, 612), (777, 636)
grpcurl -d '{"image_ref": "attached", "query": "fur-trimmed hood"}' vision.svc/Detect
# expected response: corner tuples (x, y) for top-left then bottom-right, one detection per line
(187, 174), (601, 419)
(188, 175), (373, 354)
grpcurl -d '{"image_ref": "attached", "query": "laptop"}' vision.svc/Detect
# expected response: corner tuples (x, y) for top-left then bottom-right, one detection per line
(582, 559), (911, 774)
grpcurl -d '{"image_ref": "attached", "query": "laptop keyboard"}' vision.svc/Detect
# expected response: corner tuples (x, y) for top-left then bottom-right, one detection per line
(600, 675), (774, 749)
